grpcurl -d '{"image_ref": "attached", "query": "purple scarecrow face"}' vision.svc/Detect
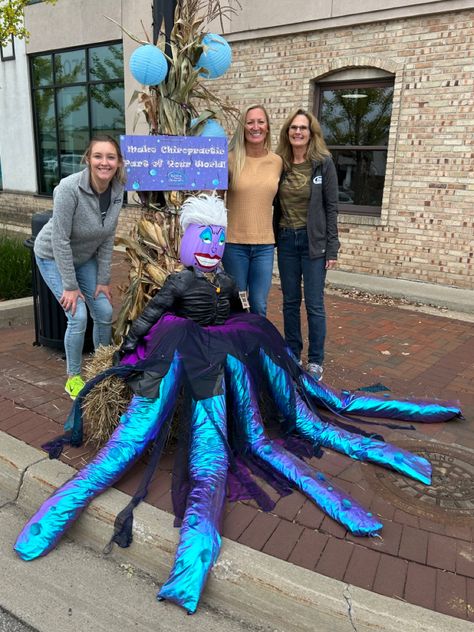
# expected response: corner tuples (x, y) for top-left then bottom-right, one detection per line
(180, 223), (226, 272)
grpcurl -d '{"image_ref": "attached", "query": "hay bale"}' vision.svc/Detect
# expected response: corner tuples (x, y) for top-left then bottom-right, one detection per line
(82, 345), (133, 446)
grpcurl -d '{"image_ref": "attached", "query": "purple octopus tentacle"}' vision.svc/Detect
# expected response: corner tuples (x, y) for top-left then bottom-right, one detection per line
(226, 355), (382, 536)
(157, 386), (228, 614)
(14, 354), (182, 561)
(260, 351), (432, 485)
(299, 372), (461, 423)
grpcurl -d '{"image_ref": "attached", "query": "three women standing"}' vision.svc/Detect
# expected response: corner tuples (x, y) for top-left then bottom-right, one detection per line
(222, 105), (282, 316)
(34, 135), (125, 399)
(274, 109), (340, 381)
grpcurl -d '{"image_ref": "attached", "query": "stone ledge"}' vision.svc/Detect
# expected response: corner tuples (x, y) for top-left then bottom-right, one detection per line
(0, 296), (34, 328)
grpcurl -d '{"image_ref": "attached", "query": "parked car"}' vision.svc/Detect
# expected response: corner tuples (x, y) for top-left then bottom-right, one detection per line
(60, 153), (83, 176)
(338, 190), (354, 204)
(43, 157), (58, 174)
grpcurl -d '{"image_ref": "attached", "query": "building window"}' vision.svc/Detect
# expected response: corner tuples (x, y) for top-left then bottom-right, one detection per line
(30, 42), (125, 195)
(315, 77), (394, 216)
(1, 35), (15, 61)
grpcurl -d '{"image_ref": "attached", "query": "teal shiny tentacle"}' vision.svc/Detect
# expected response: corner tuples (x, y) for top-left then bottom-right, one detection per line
(157, 385), (228, 614)
(226, 355), (382, 536)
(15, 354), (182, 561)
(299, 372), (461, 422)
(260, 351), (432, 485)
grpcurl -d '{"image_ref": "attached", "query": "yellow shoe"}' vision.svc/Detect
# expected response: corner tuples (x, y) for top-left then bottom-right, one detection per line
(65, 375), (85, 400)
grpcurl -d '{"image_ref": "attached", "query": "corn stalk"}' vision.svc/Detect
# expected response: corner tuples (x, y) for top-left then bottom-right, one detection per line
(112, 0), (239, 343)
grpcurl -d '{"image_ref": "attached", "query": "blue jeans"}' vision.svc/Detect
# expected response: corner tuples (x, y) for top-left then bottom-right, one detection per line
(222, 243), (274, 316)
(277, 228), (327, 365)
(35, 256), (113, 375)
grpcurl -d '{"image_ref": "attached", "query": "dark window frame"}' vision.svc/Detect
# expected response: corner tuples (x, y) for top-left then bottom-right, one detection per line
(29, 40), (125, 196)
(314, 77), (394, 217)
(1, 35), (15, 61)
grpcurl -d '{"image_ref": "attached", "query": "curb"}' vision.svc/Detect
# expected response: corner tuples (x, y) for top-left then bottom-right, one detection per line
(326, 270), (474, 315)
(1, 431), (471, 632)
(0, 297), (34, 328)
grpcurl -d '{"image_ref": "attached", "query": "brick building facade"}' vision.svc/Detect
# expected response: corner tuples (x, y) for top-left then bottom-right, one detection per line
(0, 1), (472, 288)
(213, 7), (474, 289)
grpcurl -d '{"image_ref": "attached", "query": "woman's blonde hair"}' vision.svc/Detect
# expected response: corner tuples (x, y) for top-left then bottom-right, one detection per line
(228, 104), (272, 188)
(276, 108), (330, 171)
(82, 134), (126, 185)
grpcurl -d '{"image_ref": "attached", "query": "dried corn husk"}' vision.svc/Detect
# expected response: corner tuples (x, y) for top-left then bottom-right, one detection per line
(111, 2), (240, 340)
(82, 345), (132, 446)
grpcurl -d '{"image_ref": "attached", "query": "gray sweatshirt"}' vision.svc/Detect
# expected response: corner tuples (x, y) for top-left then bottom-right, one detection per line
(34, 168), (124, 291)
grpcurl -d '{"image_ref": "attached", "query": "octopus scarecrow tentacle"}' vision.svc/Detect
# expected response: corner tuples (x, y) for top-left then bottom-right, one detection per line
(158, 386), (229, 614)
(226, 355), (382, 536)
(15, 354), (182, 561)
(260, 350), (432, 485)
(299, 372), (462, 423)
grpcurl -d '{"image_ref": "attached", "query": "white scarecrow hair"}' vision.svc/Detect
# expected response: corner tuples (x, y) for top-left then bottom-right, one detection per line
(179, 193), (227, 231)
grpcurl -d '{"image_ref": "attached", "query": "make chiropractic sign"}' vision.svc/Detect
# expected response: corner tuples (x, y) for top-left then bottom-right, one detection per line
(121, 135), (228, 191)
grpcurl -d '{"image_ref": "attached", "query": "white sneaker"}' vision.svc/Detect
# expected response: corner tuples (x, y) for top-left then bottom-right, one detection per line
(306, 362), (323, 381)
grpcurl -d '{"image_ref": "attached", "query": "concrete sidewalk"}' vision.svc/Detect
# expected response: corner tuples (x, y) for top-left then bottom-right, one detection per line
(327, 270), (474, 315)
(0, 253), (473, 629)
(1, 432), (471, 632)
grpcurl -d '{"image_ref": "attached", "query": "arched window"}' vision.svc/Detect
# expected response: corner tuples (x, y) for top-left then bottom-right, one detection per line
(314, 69), (394, 216)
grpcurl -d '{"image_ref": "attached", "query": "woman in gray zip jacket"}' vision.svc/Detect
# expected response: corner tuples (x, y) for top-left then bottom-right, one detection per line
(273, 109), (340, 381)
(34, 135), (125, 399)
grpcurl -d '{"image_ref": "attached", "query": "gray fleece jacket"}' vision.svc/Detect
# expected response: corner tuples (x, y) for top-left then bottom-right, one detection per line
(34, 168), (124, 291)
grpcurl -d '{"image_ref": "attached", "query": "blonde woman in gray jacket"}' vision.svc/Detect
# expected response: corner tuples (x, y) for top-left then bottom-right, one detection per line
(34, 135), (125, 399)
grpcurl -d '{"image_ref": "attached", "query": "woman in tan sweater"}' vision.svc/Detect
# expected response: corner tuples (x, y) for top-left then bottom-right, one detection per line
(222, 104), (282, 316)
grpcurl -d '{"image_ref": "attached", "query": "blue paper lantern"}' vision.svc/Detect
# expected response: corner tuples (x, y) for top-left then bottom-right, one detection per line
(129, 44), (168, 86)
(191, 118), (227, 137)
(197, 33), (232, 79)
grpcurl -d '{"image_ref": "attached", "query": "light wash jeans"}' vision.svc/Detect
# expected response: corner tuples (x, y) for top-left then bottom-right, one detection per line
(277, 228), (327, 365)
(35, 256), (113, 375)
(222, 243), (274, 316)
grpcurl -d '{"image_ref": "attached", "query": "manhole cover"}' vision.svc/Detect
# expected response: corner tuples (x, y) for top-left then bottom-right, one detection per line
(363, 441), (474, 525)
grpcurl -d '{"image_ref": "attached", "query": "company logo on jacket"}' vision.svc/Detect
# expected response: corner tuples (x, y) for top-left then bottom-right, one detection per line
(313, 175), (322, 185)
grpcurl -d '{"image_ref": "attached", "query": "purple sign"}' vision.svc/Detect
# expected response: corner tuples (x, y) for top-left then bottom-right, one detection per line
(120, 135), (228, 192)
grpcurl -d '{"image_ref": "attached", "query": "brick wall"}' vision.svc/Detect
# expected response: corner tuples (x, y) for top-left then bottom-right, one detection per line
(212, 9), (474, 289)
(0, 191), (141, 240)
(0, 192), (52, 234)
(1, 9), (472, 289)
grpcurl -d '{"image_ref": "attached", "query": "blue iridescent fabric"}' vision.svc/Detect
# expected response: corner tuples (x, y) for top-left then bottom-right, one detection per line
(15, 313), (462, 613)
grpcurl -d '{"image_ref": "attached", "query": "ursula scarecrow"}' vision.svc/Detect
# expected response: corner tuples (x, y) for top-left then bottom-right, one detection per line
(15, 194), (461, 614)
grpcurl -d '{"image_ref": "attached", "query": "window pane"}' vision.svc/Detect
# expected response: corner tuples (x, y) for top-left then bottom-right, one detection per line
(89, 44), (123, 81)
(320, 85), (393, 147)
(56, 86), (88, 177)
(31, 55), (53, 87)
(331, 149), (387, 208)
(34, 88), (59, 194)
(54, 49), (86, 84)
(32, 43), (125, 194)
(90, 83), (125, 136)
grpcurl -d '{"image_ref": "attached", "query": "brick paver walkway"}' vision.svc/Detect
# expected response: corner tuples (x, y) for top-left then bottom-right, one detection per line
(1, 252), (473, 622)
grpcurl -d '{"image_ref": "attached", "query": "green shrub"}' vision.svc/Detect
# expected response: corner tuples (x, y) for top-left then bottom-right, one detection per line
(0, 233), (33, 300)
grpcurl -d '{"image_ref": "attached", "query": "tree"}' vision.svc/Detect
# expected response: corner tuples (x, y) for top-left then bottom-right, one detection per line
(0, 0), (57, 47)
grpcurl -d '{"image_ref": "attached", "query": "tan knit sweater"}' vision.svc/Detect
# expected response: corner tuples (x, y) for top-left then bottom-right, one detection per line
(226, 151), (282, 244)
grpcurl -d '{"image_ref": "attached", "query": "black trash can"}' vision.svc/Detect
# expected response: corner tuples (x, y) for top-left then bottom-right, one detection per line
(25, 212), (93, 352)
